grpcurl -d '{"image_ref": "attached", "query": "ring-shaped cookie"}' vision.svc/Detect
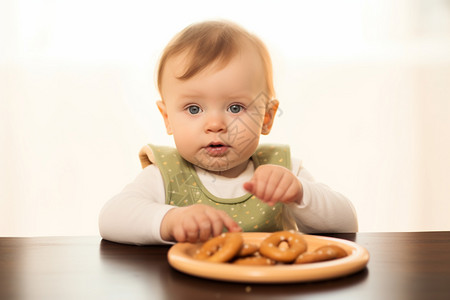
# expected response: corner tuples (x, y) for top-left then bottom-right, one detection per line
(295, 244), (347, 264)
(195, 232), (243, 263)
(259, 231), (307, 263)
(237, 243), (259, 257)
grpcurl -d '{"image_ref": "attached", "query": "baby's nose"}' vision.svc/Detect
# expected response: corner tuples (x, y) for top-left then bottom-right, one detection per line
(204, 112), (227, 133)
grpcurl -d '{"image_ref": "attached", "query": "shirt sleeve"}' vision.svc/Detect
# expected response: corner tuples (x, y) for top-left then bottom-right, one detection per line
(288, 158), (359, 233)
(98, 165), (174, 245)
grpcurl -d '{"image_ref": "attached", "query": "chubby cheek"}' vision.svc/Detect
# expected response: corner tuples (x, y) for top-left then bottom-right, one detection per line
(170, 118), (203, 150)
(168, 112), (192, 134)
(172, 126), (196, 148)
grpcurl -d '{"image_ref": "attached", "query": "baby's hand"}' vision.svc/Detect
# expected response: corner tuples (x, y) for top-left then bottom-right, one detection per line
(160, 204), (241, 243)
(243, 164), (303, 206)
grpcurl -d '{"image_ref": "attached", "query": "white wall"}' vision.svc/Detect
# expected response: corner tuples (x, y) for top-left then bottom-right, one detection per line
(1, 0), (449, 236)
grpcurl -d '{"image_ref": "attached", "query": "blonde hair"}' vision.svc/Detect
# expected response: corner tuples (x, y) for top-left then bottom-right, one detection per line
(157, 20), (275, 99)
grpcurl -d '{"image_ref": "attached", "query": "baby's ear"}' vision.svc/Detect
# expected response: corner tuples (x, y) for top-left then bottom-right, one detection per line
(156, 100), (173, 135)
(261, 99), (279, 135)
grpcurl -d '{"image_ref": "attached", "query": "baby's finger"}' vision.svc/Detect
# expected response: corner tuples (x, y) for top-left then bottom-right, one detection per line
(205, 209), (226, 237)
(283, 179), (302, 204)
(195, 214), (213, 242)
(172, 224), (187, 243)
(260, 172), (284, 203)
(247, 175), (269, 201)
(183, 219), (200, 243)
(267, 174), (294, 204)
(217, 210), (241, 233)
(243, 181), (255, 194)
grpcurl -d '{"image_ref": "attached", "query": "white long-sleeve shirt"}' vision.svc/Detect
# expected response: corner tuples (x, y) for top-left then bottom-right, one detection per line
(99, 158), (358, 245)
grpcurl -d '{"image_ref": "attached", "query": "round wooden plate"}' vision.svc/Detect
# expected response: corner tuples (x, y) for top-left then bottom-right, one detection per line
(168, 232), (369, 283)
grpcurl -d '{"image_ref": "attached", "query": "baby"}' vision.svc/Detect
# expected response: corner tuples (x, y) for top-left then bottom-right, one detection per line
(99, 20), (358, 245)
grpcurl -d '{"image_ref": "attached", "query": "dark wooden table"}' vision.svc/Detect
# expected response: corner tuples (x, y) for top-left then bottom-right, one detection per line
(1, 232), (449, 300)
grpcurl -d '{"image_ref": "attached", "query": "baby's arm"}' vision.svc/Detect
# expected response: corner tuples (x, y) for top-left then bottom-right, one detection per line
(99, 165), (173, 245)
(290, 166), (358, 233)
(99, 165), (240, 245)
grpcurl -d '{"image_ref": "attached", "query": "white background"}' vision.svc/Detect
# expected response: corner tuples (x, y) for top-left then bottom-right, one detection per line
(1, 0), (449, 236)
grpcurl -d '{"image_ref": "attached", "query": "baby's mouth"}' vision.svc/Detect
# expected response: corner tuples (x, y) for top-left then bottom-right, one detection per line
(204, 143), (229, 156)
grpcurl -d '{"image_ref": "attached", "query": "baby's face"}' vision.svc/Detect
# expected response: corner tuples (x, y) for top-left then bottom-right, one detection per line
(158, 46), (273, 178)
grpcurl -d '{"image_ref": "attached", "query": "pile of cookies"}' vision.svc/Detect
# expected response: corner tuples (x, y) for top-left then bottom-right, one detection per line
(194, 231), (348, 266)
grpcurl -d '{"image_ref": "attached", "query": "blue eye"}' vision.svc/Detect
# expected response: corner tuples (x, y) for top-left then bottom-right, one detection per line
(187, 105), (202, 115)
(228, 104), (243, 114)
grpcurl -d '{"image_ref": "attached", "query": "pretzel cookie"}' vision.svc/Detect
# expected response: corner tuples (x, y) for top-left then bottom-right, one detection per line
(195, 232), (243, 263)
(259, 231), (307, 263)
(295, 244), (348, 264)
(237, 243), (259, 257)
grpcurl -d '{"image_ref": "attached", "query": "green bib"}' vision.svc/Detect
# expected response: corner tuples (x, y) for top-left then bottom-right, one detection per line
(148, 144), (291, 232)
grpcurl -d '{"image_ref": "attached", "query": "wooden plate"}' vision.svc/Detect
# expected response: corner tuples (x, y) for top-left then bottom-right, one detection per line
(167, 232), (369, 283)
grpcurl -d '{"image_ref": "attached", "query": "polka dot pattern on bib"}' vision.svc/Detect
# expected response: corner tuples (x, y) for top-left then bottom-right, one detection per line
(147, 144), (290, 232)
